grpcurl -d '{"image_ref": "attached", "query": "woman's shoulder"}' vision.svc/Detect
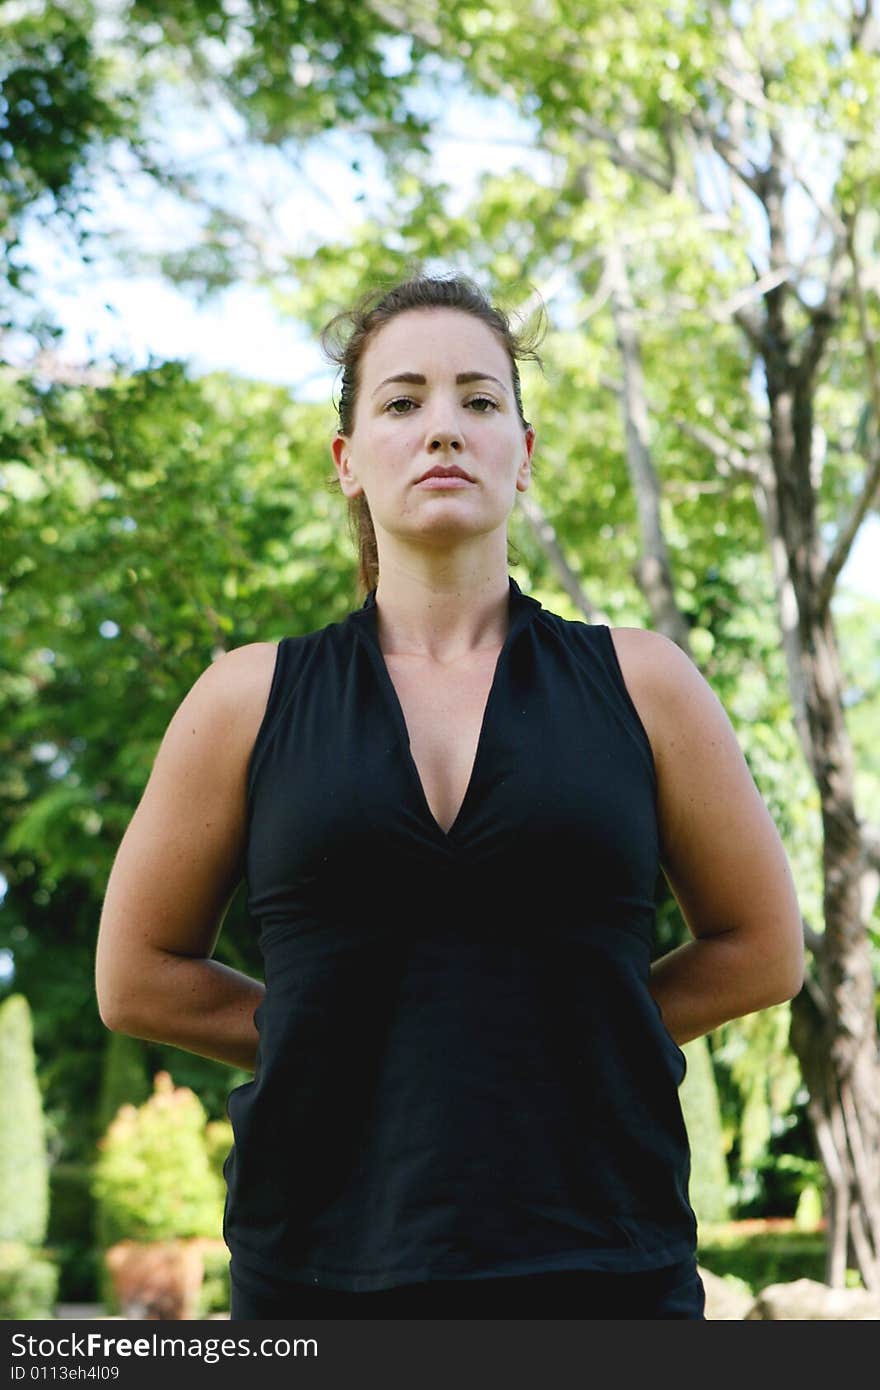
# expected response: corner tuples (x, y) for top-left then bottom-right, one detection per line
(215, 639), (280, 684)
(607, 625), (704, 695)
(604, 625), (682, 767)
(606, 625), (734, 780)
(195, 641), (281, 746)
(212, 614), (352, 725)
(605, 623), (671, 675)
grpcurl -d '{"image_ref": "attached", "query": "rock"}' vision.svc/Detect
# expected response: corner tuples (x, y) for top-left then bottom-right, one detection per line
(745, 1277), (880, 1320)
(698, 1265), (755, 1320)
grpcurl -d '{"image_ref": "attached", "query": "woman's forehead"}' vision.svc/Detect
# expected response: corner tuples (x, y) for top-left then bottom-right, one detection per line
(363, 308), (508, 378)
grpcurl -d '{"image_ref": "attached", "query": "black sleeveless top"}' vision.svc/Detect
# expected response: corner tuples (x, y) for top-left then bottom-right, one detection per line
(222, 578), (697, 1292)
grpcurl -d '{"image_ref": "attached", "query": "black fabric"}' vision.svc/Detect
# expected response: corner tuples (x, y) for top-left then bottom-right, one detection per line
(229, 1256), (706, 1320)
(223, 577), (697, 1293)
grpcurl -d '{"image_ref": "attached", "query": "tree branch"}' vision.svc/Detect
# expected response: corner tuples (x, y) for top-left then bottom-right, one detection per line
(567, 111), (674, 193)
(604, 236), (692, 644)
(861, 822), (880, 875)
(515, 492), (608, 624)
(817, 212), (880, 614)
(673, 418), (763, 483)
(794, 223), (851, 387)
(686, 107), (766, 198)
(818, 445), (880, 617)
(803, 917), (825, 956)
(849, 0), (878, 49)
(719, 265), (797, 320)
(732, 303), (766, 353)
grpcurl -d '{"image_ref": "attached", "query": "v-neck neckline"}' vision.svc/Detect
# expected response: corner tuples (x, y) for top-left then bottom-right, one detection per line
(351, 577), (542, 845)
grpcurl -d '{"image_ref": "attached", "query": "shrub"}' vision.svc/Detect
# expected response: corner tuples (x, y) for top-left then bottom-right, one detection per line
(681, 1035), (731, 1225)
(205, 1119), (233, 1185)
(0, 1241), (58, 1319)
(0, 994), (50, 1245)
(199, 1242), (232, 1317)
(92, 1071), (224, 1249)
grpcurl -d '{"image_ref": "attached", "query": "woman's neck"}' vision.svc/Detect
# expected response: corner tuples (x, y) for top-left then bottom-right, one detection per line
(372, 558), (512, 662)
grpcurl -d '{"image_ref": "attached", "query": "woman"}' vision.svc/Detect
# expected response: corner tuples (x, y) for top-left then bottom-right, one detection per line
(95, 273), (805, 1320)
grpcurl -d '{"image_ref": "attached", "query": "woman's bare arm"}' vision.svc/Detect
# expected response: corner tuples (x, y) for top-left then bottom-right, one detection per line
(611, 628), (805, 1047)
(95, 641), (278, 1071)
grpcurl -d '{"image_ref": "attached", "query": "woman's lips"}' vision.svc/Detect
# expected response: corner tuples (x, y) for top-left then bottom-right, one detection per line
(416, 476), (476, 488)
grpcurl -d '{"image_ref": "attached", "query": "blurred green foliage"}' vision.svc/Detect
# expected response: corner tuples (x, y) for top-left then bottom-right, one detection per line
(92, 1071), (225, 1248)
(0, 1241), (58, 1320)
(0, 994), (50, 1245)
(698, 1225), (829, 1295)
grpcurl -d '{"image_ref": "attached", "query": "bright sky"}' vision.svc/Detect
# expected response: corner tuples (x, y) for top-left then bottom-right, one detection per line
(14, 48), (550, 396)
(9, 44), (880, 603)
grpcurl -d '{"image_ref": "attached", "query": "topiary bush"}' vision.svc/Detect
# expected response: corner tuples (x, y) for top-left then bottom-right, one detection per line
(680, 1034), (732, 1227)
(0, 994), (59, 1317)
(92, 1070), (225, 1250)
(0, 994), (50, 1245)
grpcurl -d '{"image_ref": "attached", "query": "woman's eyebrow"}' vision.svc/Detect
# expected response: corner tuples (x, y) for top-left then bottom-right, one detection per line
(371, 371), (508, 396)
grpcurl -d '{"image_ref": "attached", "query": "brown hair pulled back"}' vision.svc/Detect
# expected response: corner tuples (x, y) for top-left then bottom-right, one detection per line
(320, 269), (547, 597)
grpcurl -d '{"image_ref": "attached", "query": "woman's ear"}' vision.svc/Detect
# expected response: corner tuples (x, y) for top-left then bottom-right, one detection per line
(331, 432), (364, 499)
(516, 426), (535, 492)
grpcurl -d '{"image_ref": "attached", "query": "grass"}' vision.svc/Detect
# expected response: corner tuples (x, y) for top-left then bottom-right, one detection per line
(697, 1219), (830, 1294)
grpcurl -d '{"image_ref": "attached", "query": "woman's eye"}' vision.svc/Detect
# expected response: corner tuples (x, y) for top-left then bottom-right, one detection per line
(384, 396), (498, 414)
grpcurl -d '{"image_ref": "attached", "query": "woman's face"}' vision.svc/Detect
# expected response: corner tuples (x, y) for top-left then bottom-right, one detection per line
(331, 308), (535, 554)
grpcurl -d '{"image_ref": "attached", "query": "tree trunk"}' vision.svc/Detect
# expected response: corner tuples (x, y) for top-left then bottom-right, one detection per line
(786, 599), (880, 1291)
(604, 236), (691, 647)
(763, 304), (880, 1292)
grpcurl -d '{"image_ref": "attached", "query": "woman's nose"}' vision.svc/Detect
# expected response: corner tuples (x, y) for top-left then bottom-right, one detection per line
(427, 428), (463, 451)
